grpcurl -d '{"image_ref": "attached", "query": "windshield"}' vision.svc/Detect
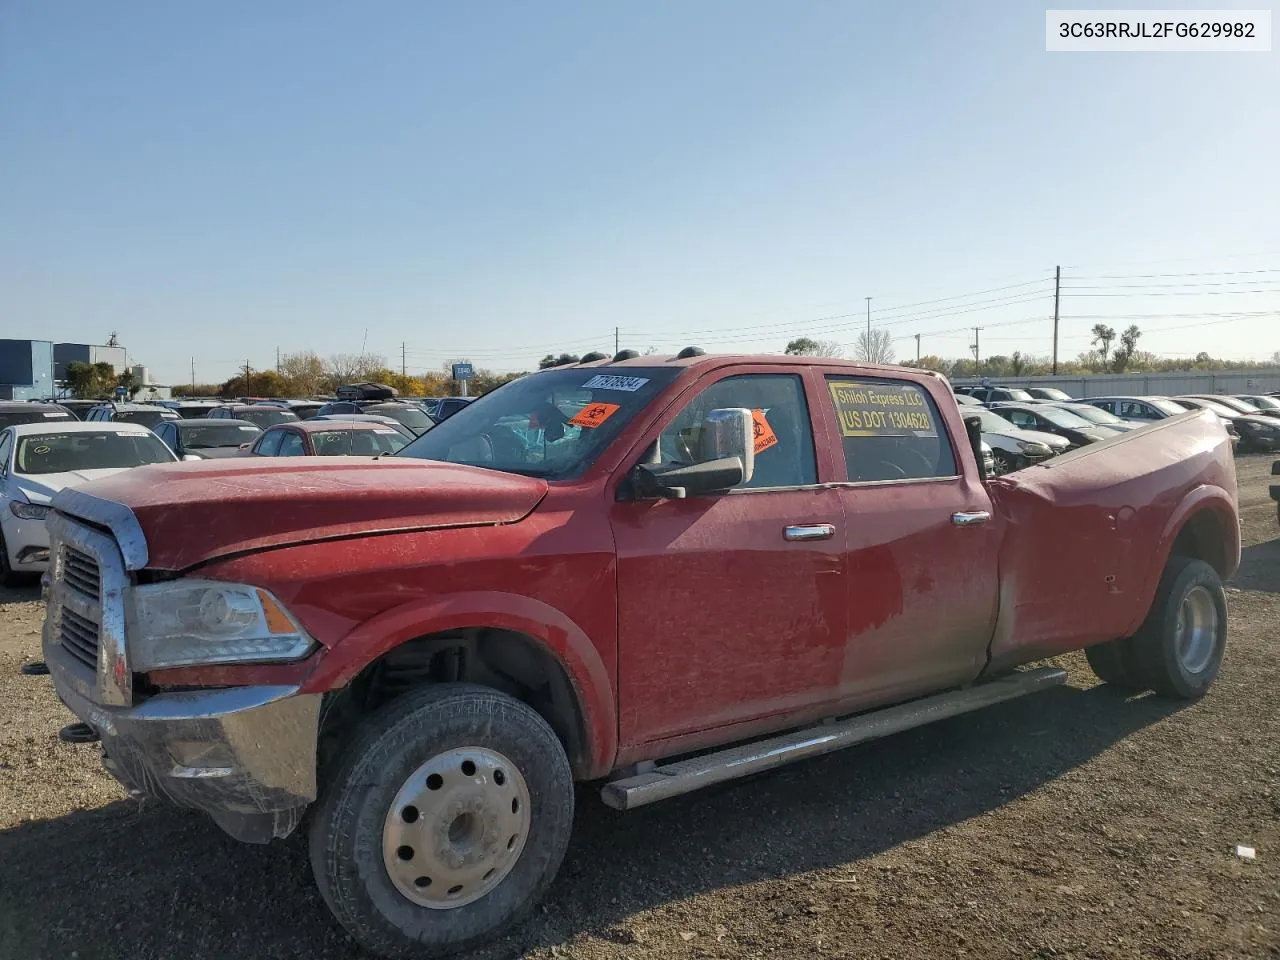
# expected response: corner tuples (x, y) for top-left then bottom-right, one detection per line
(1002, 388), (1033, 401)
(367, 406), (434, 434)
(1180, 398), (1237, 417)
(115, 409), (176, 427)
(1031, 388), (1072, 401)
(240, 408), (299, 428)
(1032, 406), (1092, 428)
(1242, 395), (1280, 411)
(1200, 396), (1258, 414)
(0, 409), (74, 429)
(397, 367), (682, 478)
(1148, 398), (1190, 416)
(181, 423), (262, 448)
(312, 429), (409, 456)
(15, 431), (174, 474)
(1062, 404), (1123, 425)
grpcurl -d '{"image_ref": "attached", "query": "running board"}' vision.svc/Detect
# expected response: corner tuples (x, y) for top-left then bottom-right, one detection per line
(601, 666), (1067, 811)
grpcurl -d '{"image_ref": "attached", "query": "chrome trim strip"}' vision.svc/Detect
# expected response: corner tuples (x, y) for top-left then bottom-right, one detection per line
(48, 512), (132, 706)
(49, 488), (150, 571)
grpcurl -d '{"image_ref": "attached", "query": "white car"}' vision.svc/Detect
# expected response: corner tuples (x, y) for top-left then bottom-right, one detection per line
(0, 422), (177, 584)
(967, 408), (1069, 474)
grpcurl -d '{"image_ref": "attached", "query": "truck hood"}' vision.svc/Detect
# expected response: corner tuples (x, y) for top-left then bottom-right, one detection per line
(51, 457), (548, 572)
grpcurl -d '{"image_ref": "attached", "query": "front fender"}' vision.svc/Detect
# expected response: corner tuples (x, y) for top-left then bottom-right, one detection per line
(300, 590), (617, 779)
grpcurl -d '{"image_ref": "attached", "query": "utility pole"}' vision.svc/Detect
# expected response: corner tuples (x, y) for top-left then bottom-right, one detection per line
(276, 347), (281, 373)
(915, 333), (921, 363)
(615, 327), (619, 355)
(1052, 264), (1062, 375)
(971, 328), (982, 363)
(190, 357), (195, 394)
(865, 297), (872, 356)
(401, 342), (407, 378)
(244, 359), (252, 398)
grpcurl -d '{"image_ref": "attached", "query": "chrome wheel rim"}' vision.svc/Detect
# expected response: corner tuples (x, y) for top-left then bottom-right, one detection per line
(382, 747), (531, 909)
(1175, 585), (1218, 675)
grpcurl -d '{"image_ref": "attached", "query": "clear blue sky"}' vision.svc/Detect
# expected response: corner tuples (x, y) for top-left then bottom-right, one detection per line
(2, 1), (1277, 384)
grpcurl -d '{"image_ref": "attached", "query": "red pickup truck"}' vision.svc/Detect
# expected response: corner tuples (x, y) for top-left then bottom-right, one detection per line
(42, 353), (1239, 958)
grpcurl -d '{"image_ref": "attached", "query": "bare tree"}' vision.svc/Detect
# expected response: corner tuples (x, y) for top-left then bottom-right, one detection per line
(1091, 324), (1116, 364)
(279, 351), (327, 396)
(785, 337), (843, 357)
(853, 328), (894, 364)
(324, 352), (386, 389)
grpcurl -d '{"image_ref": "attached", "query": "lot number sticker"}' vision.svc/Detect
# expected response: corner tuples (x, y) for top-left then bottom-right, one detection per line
(582, 375), (650, 392)
(569, 402), (621, 428)
(827, 380), (937, 437)
(751, 409), (778, 454)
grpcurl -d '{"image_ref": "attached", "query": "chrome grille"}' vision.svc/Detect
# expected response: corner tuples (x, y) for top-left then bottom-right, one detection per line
(59, 607), (101, 670)
(62, 547), (101, 600)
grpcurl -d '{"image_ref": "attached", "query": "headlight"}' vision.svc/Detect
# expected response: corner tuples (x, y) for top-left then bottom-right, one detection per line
(1016, 440), (1051, 454)
(9, 501), (50, 520)
(130, 579), (314, 671)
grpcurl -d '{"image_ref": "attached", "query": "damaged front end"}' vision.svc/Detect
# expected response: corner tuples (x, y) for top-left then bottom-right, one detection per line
(41, 506), (321, 843)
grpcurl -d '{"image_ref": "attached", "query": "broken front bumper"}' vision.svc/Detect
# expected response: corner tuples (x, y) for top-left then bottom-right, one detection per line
(43, 604), (321, 844)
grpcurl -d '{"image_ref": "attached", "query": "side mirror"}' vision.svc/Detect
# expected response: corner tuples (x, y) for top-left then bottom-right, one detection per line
(631, 407), (756, 500)
(182, 454), (202, 462)
(633, 457), (745, 500)
(962, 414), (986, 481)
(698, 408), (755, 485)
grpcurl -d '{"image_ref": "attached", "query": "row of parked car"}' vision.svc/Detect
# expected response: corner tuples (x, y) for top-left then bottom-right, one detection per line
(0, 392), (479, 584)
(953, 384), (1280, 474)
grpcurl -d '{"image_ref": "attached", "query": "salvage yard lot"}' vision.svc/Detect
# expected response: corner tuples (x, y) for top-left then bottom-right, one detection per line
(1, 459), (1277, 960)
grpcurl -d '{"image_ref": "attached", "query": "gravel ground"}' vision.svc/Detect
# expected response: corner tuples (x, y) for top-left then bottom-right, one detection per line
(1, 456), (1277, 960)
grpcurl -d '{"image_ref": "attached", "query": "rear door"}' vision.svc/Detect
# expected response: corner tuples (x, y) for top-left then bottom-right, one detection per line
(818, 372), (1000, 706)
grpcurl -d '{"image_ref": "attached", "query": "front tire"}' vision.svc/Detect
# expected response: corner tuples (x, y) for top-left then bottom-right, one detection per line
(309, 684), (574, 959)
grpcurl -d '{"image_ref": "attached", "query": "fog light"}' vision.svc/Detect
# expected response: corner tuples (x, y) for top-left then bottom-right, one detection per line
(16, 546), (49, 565)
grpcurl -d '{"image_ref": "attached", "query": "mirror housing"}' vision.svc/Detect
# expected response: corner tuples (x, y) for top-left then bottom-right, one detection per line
(962, 414), (986, 480)
(633, 457), (746, 500)
(698, 408), (755, 485)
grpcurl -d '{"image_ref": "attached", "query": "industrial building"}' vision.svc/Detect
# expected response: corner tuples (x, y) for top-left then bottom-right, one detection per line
(0, 338), (129, 400)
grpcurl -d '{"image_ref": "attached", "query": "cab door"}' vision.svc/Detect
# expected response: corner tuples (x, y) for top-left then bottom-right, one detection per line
(610, 368), (848, 750)
(817, 372), (1000, 707)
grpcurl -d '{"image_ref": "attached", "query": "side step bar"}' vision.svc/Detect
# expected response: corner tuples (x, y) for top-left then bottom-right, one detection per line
(601, 666), (1067, 811)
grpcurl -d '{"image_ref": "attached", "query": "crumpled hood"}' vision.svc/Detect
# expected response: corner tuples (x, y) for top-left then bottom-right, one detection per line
(17, 469), (136, 504)
(52, 457), (548, 571)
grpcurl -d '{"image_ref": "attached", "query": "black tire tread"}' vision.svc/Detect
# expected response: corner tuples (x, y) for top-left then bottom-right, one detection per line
(1126, 556), (1226, 699)
(309, 683), (574, 960)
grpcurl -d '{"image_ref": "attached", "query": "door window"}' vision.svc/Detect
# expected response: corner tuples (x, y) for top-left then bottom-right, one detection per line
(255, 429), (285, 456)
(1005, 409), (1037, 430)
(824, 376), (958, 482)
(0, 432), (11, 474)
(656, 374), (816, 489)
(277, 431), (305, 456)
(1118, 400), (1153, 419)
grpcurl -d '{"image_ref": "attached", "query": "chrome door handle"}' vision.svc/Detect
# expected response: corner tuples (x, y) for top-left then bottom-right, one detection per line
(784, 523), (836, 542)
(952, 511), (991, 526)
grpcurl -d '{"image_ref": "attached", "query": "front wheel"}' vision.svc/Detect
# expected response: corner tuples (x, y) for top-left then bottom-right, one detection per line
(309, 684), (575, 959)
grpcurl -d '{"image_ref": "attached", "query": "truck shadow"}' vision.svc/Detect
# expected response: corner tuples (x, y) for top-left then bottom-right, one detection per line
(0, 679), (1182, 960)
(0, 582), (41, 607)
(1231, 539), (1280, 594)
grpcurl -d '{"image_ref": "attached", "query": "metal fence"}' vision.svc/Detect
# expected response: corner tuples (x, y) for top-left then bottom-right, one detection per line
(952, 369), (1280, 399)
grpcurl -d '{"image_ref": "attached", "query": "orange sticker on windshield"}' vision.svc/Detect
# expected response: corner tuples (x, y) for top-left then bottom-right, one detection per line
(569, 402), (621, 429)
(752, 409), (778, 454)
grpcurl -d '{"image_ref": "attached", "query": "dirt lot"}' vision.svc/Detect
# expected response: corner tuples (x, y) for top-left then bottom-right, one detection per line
(1, 457), (1277, 960)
